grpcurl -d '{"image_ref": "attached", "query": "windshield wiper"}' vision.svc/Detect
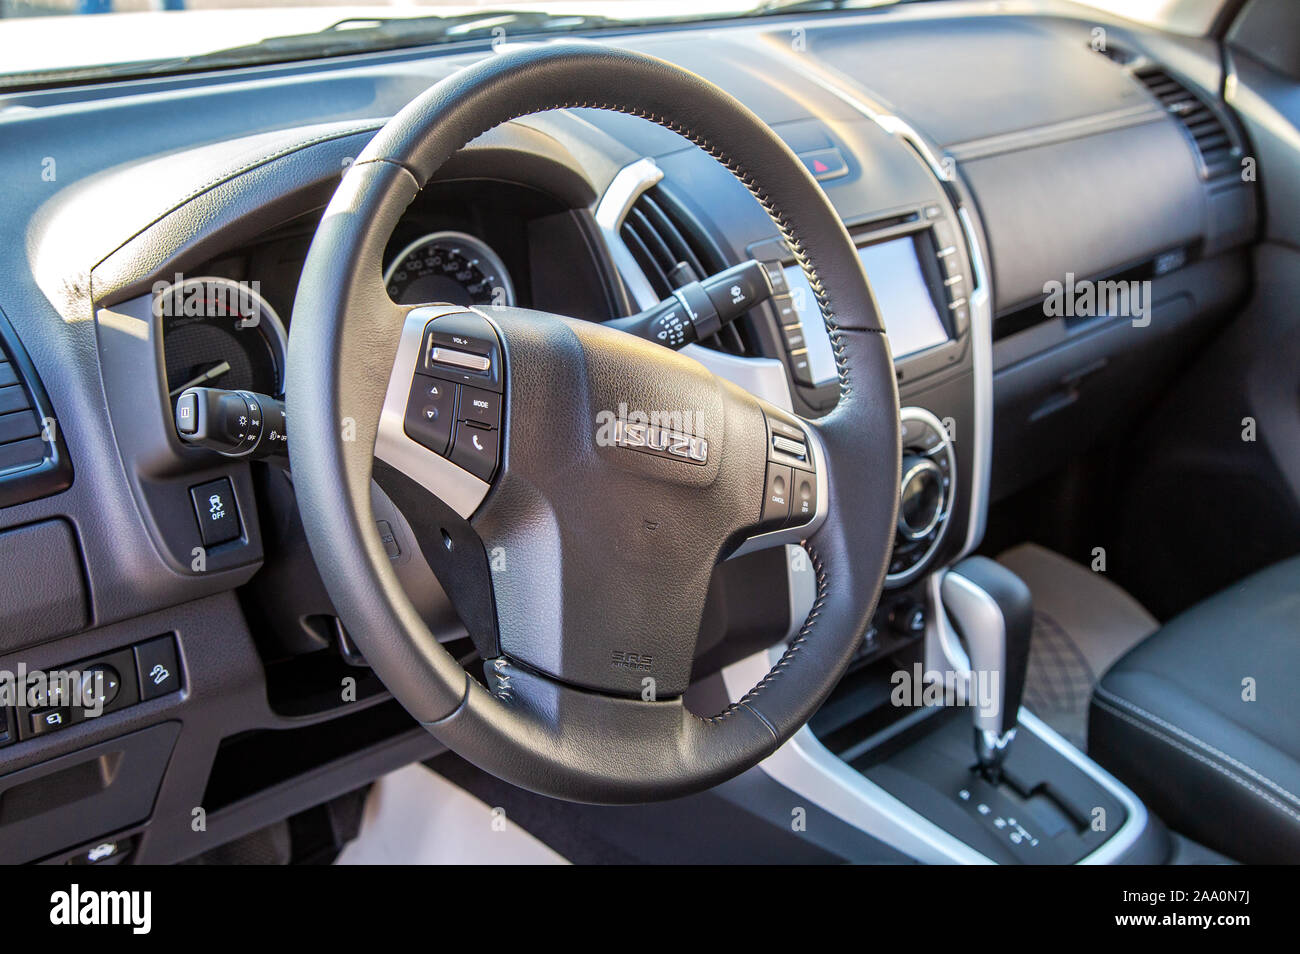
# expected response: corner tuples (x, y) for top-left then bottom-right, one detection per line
(0, 11), (625, 91)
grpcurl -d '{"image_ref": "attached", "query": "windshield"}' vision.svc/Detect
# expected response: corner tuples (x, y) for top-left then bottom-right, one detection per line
(0, 0), (907, 89)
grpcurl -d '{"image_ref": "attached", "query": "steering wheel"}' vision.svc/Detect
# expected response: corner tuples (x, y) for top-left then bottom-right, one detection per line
(286, 43), (900, 803)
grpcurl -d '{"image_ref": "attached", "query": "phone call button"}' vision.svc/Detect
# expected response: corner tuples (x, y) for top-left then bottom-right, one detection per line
(450, 422), (499, 482)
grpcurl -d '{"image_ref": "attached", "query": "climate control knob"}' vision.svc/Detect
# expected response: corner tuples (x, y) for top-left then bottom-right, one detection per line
(898, 455), (945, 540)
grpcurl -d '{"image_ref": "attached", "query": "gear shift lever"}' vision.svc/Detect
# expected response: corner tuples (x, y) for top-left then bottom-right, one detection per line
(940, 557), (1033, 783)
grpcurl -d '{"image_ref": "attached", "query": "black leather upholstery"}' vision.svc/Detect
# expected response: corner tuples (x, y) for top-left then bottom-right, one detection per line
(1089, 555), (1300, 863)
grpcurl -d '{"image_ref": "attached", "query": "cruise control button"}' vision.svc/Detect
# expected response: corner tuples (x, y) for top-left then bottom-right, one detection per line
(404, 374), (456, 456)
(458, 385), (501, 429)
(762, 261), (789, 294)
(790, 469), (817, 525)
(781, 324), (806, 351)
(788, 350), (814, 385)
(773, 295), (798, 326)
(761, 463), (793, 527)
(450, 422), (499, 482)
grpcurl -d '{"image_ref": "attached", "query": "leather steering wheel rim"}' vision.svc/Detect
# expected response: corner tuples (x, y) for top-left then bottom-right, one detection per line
(287, 43), (900, 804)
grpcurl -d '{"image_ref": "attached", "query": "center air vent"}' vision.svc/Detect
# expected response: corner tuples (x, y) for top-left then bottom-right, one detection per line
(621, 188), (755, 357)
(1134, 67), (1239, 181)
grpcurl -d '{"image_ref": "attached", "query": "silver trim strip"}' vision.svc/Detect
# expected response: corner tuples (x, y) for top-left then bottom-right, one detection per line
(374, 305), (491, 519)
(887, 406), (956, 587)
(683, 345), (796, 413)
(383, 229), (516, 307)
(594, 157), (664, 311)
(721, 647), (993, 865)
(430, 347), (490, 372)
(595, 159), (797, 412)
(729, 417), (829, 559)
(722, 637), (1148, 864)
(1019, 708), (1149, 866)
(760, 44), (994, 558)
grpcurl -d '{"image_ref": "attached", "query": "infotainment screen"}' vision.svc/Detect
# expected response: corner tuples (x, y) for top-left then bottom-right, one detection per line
(782, 234), (951, 387)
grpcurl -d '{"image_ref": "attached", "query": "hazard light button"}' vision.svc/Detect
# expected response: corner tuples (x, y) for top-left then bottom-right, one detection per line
(798, 147), (848, 181)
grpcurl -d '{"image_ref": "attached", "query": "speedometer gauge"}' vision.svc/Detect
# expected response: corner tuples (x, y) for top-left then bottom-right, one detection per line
(158, 276), (287, 398)
(383, 231), (515, 307)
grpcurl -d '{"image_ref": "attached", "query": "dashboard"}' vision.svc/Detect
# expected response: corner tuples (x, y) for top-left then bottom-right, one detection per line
(0, 0), (1260, 862)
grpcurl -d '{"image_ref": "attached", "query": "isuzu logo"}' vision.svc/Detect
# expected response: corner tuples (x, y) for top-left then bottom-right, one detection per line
(612, 418), (708, 465)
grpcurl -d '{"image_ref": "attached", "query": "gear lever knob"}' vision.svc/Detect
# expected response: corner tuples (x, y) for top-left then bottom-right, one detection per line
(940, 557), (1033, 782)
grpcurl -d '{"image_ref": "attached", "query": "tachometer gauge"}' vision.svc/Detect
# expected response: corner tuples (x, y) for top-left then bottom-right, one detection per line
(157, 276), (287, 398)
(384, 230), (515, 306)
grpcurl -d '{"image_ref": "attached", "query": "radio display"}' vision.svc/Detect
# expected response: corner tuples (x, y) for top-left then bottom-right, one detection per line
(783, 234), (951, 387)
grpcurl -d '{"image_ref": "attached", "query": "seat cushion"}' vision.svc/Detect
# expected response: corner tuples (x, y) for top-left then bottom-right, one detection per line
(1088, 555), (1300, 864)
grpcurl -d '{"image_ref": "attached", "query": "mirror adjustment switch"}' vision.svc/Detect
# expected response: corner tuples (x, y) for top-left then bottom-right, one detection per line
(29, 708), (73, 736)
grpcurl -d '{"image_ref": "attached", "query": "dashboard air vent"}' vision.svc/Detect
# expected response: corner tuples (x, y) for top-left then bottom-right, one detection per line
(0, 311), (72, 507)
(621, 188), (756, 357)
(1134, 67), (1238, 181)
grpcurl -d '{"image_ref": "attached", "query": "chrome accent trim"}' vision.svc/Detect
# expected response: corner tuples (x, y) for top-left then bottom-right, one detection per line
(1019, 708), (1150, 866)
(897, 457), (943, 541)
(924, 570), (972, 676)
(723, 637), (1149, 864)
(155, 275), (289, 397)
(887, 407), (956, 587)
(430, 347), (490, 372)
(957, 205), (993, 555)
(596, 158), (797, 412)
(771, 434), (807, 459)
(374, 305), (490, 519)
(594, 157), (664, 311)
(729, 417), (828, 559)
(681, 344), (795, 413)
(761, 44), (994, 558)
(939, 569), (1013, 739)
(383, 229), (516, 307)
(721, 647), (993, 865)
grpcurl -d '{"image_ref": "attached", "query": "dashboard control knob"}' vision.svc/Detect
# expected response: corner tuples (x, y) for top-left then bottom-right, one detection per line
(898, 454), (945, 541)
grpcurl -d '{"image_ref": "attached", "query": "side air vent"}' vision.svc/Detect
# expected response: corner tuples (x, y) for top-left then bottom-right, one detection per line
(621, 188), (756, 357)
(1134, 67), (1239, 181)
(0, 310), (72, 507)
